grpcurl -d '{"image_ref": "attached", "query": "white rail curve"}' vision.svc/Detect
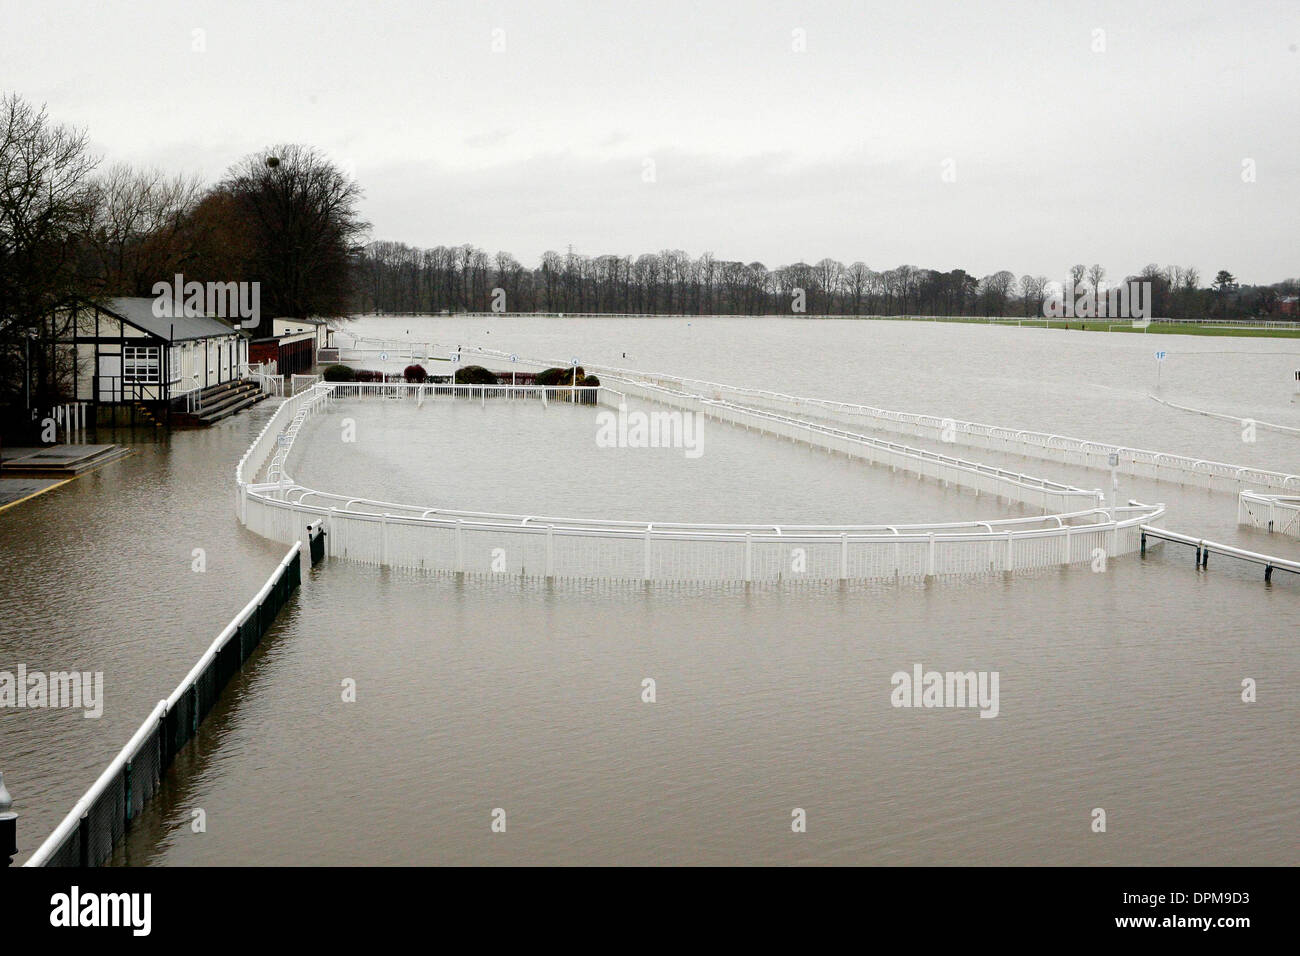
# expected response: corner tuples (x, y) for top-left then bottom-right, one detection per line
(235, 381), (1163, 584)
(434, 340), (1300, 496)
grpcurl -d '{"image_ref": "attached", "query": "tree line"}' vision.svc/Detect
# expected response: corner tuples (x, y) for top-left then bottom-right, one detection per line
(352, 243), (1297, 321)
(5, 90), (1298, 430)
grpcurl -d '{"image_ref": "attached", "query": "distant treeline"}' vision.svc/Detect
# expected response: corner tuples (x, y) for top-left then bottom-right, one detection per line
(353, 243), (1299, 321)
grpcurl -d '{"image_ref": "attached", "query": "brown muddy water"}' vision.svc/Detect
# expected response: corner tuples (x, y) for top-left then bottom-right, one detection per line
(2, 318), (1297, 865)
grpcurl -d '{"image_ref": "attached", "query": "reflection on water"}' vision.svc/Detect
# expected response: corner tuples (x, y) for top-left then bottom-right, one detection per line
(115, 560), (1299, 866)
(0, 411), (286, 861)
(292, 398), (1021, 527)
(3, 318), (1297, 865)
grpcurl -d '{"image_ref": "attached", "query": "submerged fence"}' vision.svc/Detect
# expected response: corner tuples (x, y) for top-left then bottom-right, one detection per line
(23, 544), (304, 867)
(453, 344), (1300, 496)
(625, 375), (1300, 495)
(613, 378), (1104, 514)
(1238, 492), (1300, 539)
(236, 382), (1163, 584)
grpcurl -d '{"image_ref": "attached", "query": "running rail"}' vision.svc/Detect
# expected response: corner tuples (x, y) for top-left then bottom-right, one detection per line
(435, 339), (1300, 493)
(24, 544), (302, 867)
(234, 381), (1164, 582)
(1140, 524), (1300, 582)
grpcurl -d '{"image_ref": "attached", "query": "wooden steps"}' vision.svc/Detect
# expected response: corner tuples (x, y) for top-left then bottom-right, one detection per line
(173, 380), (267, 426)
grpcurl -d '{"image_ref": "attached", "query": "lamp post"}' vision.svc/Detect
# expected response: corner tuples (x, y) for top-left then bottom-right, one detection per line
(0, 772), (17, 867)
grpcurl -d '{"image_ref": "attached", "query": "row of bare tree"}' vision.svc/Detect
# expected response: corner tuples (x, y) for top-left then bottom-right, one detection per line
(353, 243), (1296, 320)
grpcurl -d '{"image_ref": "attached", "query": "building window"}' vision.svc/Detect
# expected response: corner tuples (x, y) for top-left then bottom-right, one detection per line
(123, 345), (160, 384)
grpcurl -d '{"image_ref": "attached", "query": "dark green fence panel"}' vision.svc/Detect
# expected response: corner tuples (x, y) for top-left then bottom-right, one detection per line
(125, 723), (163, 821)
(239, 615), (260, 661)
(44, 827), (81, 868)
(30, 545), (302, 868)
(216, 631), (242, 690)
(162, 687), (195, 765)
(194, 657), (220, 723)
(83, 772), (126, 866)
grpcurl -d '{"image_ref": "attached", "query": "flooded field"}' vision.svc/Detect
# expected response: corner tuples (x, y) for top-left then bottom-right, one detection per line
(3, 318), (1297, 865)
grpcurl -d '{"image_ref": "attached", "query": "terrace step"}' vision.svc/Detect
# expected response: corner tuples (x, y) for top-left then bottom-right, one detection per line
(173, 381), (267, 426)
(0, 443), (131, 476)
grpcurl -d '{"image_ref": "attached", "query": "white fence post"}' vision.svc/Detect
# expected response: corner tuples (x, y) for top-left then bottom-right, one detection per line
(644, 528), (652, 583)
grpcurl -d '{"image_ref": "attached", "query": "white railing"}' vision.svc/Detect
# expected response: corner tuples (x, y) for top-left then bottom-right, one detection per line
(1142, 523), (1300, 579)
(23, 543), (302, 867)
(290, 373), (322, 396)
(344, 313), (1300, 328)
(181, 374), (203, 413)
(239, 362), (284, 397)
(234, 382), (1163, 584)
(616, 378), (1103, 514)
(450, 345), (1300, 496)
(1238, 492), (1300, 539)
(41, 402), (91, 441)
(1148, 394), (1300, 437)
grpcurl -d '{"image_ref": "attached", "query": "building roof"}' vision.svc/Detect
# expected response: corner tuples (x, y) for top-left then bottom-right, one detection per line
(94, 297), (240, 342)
(272, 316), (328, 326)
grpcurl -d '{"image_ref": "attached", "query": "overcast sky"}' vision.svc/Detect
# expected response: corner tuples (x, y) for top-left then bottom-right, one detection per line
(3, 0), (1298, 283)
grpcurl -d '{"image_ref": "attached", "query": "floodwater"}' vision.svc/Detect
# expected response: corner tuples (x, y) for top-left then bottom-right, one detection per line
(2, 317), (1297, 865)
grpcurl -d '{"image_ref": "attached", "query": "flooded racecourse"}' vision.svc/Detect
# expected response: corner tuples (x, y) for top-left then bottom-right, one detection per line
(3, 318), (1297, 865)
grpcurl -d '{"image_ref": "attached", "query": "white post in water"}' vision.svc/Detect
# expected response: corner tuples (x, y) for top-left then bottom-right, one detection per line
(1108, 452), (1120, 518)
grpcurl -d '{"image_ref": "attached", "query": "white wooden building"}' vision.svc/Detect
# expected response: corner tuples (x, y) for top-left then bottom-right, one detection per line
(62, 297), (247, 416)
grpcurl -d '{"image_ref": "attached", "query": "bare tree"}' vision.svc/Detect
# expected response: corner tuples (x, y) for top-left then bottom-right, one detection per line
(1087, 263), (1106, 302)
(202, 144), (368, 318)
(82, 163), (204, 296)
(0, 93), (100, 415)
(1019, 274), (1046, 317)
(979, 271), (1017, 316)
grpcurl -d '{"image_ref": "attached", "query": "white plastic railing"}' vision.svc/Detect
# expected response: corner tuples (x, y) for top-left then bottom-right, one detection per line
(239, 362), (284, 397)
(1238, 492), (1300, 539)
(446, 342), (1300, 495)
(234, 381), (1163, 583)
(290, 373), (322, 396)
(23, 543), (301, 868)
(1149, 394), (1300, 437)
(1141, 523), (1300, 577)
(615, 378), (1102, 514)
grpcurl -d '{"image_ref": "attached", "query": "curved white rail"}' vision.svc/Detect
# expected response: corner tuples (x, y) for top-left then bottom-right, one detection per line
(1148, 393), (1300, 438)
(438, 340), (1300, 494)
(235, 381), (1163, 583)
